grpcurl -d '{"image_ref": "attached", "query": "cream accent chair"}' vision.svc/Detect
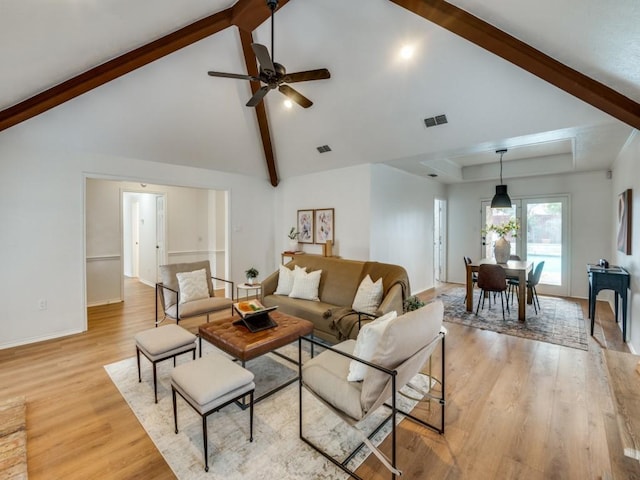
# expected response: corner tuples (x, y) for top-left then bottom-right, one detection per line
(299, 300), (446, 479)
(155, 260), (234, 326)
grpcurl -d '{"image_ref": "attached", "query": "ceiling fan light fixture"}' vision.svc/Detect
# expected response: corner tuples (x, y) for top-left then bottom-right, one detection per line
(491, 149), (512, 208)
(283, 99), (293, 109)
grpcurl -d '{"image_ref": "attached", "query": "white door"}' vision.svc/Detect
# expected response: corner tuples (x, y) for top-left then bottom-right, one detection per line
(433, 198), (446, 282)
(132, 200), (140, 278)
(481, 196), (569, 296)
(155, 194), (166, 281)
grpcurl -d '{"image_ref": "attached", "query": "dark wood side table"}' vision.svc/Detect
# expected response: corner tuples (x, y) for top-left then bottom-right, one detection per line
(587, 264), (630, 341)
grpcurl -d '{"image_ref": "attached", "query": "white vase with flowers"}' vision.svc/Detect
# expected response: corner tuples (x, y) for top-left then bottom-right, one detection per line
(482, 219), (520, 264)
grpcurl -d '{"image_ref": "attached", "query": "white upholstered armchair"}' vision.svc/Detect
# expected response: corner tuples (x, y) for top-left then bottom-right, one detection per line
(299, 300), (446, 479)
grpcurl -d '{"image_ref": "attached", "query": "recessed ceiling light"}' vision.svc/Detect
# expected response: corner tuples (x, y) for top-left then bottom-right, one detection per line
(400, 45), (414, 60)
(283, 99), (293, 109)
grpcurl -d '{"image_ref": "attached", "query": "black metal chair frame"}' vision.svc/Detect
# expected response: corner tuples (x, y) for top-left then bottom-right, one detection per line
(155, 276), (235, 326)
(136, 343), (196, 404)
(172, 384), (254, 472)
(298, 334), (445, 480)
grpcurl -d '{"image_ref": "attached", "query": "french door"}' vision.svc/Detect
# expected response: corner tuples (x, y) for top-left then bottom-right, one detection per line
(481, 196), (569, 296)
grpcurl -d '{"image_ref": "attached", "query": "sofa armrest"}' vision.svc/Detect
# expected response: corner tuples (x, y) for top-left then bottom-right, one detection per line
(376, 283), (404, 316)
(260, 269), (280, 300)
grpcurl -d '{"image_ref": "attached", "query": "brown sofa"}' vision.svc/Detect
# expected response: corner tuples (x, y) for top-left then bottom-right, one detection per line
(260, 256), (410, 343)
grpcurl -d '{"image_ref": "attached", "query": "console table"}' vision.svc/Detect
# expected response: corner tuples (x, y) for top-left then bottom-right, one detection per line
(587, 264), (630, 342)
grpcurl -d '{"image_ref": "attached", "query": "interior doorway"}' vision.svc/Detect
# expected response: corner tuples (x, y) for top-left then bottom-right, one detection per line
(122, 191), (167, 286)
(434, 198), (447, 283)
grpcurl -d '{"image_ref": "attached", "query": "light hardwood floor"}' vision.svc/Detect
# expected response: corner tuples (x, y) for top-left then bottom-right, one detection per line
(0, 280), (638, 479)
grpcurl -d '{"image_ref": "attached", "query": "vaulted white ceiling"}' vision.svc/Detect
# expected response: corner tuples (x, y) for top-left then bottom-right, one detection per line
(1, 0), (638, 184)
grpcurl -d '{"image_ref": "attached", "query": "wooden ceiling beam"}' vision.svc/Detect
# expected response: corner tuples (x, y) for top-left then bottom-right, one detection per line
(0, 10), (232, 132)
(232, 0), (290, 32)
(0, 0), (291, 186)
(239, 28), (279, 186)
(390, 0), (640, 130)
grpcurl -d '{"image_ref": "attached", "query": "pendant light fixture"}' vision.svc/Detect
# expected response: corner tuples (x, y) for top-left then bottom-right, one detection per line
(491, 148), (512, 208)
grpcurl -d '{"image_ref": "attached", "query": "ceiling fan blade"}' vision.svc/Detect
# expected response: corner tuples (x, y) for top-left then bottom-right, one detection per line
(252, 43), (276, 76)
(208, 71), (259, 81)
(283, 69), (331, 83)
(246, 86), (270, 107)
(279, 84), (313, 108)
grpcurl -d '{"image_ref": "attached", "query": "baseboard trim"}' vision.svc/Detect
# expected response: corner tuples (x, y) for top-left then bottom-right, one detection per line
(0, 328), (84, 351)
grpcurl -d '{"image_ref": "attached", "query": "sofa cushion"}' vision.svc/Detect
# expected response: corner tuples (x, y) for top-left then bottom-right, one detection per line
(361, 300), (444, 411)
(302, 340), (364, 421)
(289, 257), (364, 307)
(166, 296), (233, 319)
(289, 269), (322, 301)
(347, 310), (397, 382)
(274, 265), (306, 296)
(176, 268), (209, 304)
(351, 274), (383, 315)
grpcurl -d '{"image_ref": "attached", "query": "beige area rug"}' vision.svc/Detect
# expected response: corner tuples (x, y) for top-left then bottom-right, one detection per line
(105, 342), (429, 480)
(0, 396), (28, 479)
(439, 287), (589, 350)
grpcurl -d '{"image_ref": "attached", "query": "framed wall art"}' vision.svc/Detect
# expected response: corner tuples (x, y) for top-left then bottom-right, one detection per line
(297, 209), (314, 244)
(314, 208), (334, 244)
(617, 188), (632, 255)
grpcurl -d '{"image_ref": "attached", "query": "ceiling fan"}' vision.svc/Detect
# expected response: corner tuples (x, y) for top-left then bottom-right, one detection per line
(207, 0), (330, 108)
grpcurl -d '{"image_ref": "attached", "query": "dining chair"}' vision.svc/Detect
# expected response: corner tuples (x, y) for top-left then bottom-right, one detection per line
(475, 264), (509, 320)
(463, 256), (478, 302)
(508, 261), (545, 314)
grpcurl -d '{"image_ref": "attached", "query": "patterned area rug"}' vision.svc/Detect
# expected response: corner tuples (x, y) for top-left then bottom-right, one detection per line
(105, 342), (430, 479)
(439, 287), (588, 350)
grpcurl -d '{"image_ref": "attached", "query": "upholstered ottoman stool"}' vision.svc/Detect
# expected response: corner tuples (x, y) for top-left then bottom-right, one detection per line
(135, 324), (197, 403)
(171, 353), (255, 472)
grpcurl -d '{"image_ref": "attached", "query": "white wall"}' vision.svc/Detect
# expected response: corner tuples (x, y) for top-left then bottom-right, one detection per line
(370, 164), (446, 294)
(447, 170), (612, 299)
(275, 165), (373, 261)
(0, 140), (276, 349)
(274, 163), (446, 294)
(86, 179), (122, 306)
(612, 130), (640, 352)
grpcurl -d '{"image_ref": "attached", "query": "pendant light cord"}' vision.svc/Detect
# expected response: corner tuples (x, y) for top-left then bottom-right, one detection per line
(499, 151), (504, 184)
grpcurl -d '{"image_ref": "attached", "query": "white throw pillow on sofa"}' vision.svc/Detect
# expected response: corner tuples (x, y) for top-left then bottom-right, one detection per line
(352, 274), (383, 315)
(275, 265), (307, 295)
(288, 268), (322, 301)
(176, 268), (209, 304)
(347, 310), (398, 382)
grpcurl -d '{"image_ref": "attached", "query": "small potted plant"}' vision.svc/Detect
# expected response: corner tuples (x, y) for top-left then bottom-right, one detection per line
(245, 267), (259, 286)
(287, 227), (299, 252)
(403, 295), (426, 313)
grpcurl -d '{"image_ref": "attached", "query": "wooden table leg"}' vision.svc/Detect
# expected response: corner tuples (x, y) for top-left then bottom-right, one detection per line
(518, 270), (526, 321)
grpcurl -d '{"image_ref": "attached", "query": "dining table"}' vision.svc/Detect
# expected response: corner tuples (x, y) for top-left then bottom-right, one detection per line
(466, 258), (534, 321)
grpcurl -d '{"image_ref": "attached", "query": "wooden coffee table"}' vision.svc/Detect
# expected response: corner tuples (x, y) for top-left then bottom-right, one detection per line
(198, 311), (314, 404)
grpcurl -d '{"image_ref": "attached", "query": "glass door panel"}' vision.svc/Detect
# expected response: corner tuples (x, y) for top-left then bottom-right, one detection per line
(523, 197), (568, 296)
(480, 196), (568, 296)
(481, 201), (521, 259)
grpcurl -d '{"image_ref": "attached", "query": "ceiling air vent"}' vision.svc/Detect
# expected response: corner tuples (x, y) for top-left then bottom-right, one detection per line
(424, 114), (448, 128)
(317, 145), (332, 153)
